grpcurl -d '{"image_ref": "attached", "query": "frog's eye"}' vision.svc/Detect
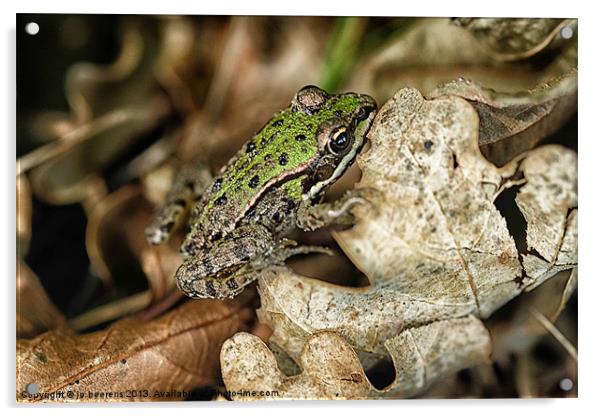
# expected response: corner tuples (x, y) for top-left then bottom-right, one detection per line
(328, 127), (352, 155)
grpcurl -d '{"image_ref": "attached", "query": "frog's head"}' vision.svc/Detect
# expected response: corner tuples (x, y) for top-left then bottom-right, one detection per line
(191, 85), (377, 244)
(291, 85), (377, 200)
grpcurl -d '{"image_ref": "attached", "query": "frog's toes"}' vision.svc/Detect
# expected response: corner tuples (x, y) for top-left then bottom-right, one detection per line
(328, 188), (380, 219)
(176, 261), (217, 299)
(327, 197), (364, 218)
(277, 244), (334, 260)
(175, 257), (244, 299)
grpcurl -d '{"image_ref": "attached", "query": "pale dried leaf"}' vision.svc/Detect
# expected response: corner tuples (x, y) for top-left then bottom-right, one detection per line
(221, 331), (371, 400)
(452, 18), (574, 61)
(429, 71), (577, 165)
(256, 87), (577, 398)
(222, 316), (490, 399)
(350, 18), (577, 106)
(515, 146), (577, 289)
(374, 316), (492, 398)
(351, 18), (497, 100)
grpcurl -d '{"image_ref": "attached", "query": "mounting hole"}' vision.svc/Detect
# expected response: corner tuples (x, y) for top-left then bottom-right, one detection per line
(560, 26), (573, 40)
(25, 22), (40, 36)
(25, 383), (40, 394)
(559, 377), (574, 391)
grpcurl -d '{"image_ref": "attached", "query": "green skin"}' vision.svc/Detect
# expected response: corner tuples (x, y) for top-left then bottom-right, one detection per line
(145, 86), (377, 299)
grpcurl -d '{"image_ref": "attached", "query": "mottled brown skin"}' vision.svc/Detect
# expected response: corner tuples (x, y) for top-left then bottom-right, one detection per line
(146, 86), (377, 299)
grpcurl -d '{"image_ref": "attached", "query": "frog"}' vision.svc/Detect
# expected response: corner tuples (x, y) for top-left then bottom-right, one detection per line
(145, 85), (377, 299)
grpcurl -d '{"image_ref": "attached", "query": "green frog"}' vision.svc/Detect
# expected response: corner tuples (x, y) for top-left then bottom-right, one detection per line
(145, 86), (377, 299)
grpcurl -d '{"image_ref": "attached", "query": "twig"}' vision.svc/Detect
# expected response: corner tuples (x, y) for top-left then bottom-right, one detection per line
(67, 290), (152, 332)
(530, 307), (577, 362)
(551, 267), (578, 322)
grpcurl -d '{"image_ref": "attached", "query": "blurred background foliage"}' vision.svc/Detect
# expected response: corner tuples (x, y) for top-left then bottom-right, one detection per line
(16, 15), (577, 399)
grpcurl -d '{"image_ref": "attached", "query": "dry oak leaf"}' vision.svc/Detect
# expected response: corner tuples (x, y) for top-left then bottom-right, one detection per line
(351, 18), (576, 109)
(429, 71), (577, 166)
(255, 87), (576, 397)
(452, 18), (576, 61)
(222, 316), (491, 399)
(221, 331), (371, 400)
(351, 18), (497, 100)
(17, 296), (253, 402)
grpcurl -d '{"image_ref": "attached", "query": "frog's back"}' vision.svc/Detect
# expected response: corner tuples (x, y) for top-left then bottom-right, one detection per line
(189, 108), (318, 241)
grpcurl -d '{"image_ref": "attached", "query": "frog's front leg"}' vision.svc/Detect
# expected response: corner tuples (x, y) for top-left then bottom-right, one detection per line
(145, 161), (212, 245)
(296, 188), (377, 231)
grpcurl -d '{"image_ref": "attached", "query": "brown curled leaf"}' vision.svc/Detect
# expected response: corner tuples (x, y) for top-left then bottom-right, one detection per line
(17, 261), (66, 339)
(65, 19), (163, 123)
(351, 18), (496, 100)
(140, 244), (181, 303)
(25, 102), (170, 205)
(17, 295), (254, 402)
(17, 174), (32, 258)
(352, 18), (578, 168)
(86, 186), (155, 288)
(178, 17), (329, 162)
